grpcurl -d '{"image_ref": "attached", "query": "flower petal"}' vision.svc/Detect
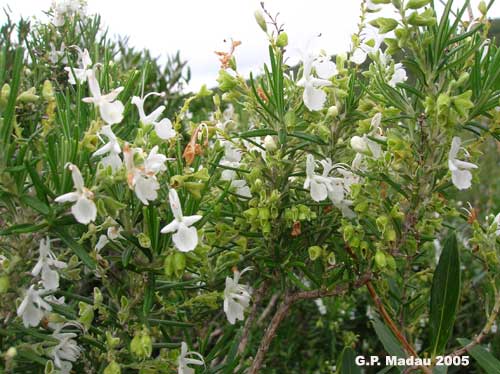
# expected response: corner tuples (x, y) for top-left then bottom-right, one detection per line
(71, 197), (97, 224)
(172, 224), (198, 252)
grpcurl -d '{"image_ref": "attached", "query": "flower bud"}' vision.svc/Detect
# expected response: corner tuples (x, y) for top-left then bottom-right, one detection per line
(106, 332), (121, 349)
(350, 136), (370, 154)
(264, 135), (277, 151)
(0, 275), (9, 293)
(308, 246), (322, 261)
(42, 80), (54, 100)
(254, 10), (267, 32)
(93, 287), (103, 306)
(327, 105), (339, 117)
(137, 233), (151, 248)
(406, 0), (431, 9)
(374, 250), (387, 268)
(103, 361), (121, 374)
(1, 83), (10, 108)
(276, 32), (288, 48)
(17, 87), (39, 103)
(479, 0), (487, 15)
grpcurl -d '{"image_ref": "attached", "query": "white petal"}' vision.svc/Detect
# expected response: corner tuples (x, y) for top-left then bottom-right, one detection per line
(310, 180), (328, 202)
(168, 189), (184, 221)
(160, 219), (180, 234)
(134, 176), (159, 205)
(351, 48), (367, 65)
(95, 234), (109, 251)
(42, 265), (60, 290)
(100, 100), (124, 125)
(55, 192), (80, 203)
(183, 215), (202, 227)
(71, 197), (97, 224)
(172, 224), (198, 252)
(303, 85), (327, 111)
(154, 118), (176, 140)
(313, 58), (337, 79)
(451, 169), (473, 190)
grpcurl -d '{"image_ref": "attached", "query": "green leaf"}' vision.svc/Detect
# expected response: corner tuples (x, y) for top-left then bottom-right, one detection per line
(456, 338), (500, 374)
(429, 232), (461, 357)
(372, 317), (406, 366)
(341, 347), (361, 374)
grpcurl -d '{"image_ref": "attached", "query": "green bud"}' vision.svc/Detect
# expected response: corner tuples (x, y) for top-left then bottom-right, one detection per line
(0, 83), (10, 108)
(93, 287), (103, 306)
(374, 250), (387, 268)
(376, 215), (389, 234)
(164, 254), (175, 277)
(173, 252), (186, 277)
(384, 228), (397, 242)
(42, 80), (54, 100)
(406, 0), (431, 9)
(137, 233), (151, 248)
(17, 87), (39, 103)
(386, 255), (397, 270)
(308, 246), (322, 261)
(217, 70), (237, 92)
(407, 8), (436, 27)
(327, 105), (339, 117)
(103, 361), (121, 374)
(106, 332), (121, 349)
(184, 181), (205, 199)
(254, 10), (267, 32)
(259, 207), (270, 220)
(370, 17), (399, 34)
(276, 32), (288, 48)
(327, 252), (336, 266)
(131, 331), (146, 359)
(478, 0), (487, 15)
(452, 90), (474, 118)
(78, 302), (94, 329)
(0, 275), (9, 293)
(45, 360), (54, 374)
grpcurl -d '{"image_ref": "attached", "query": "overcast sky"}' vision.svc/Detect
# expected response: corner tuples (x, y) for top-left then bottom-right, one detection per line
(1, 1), (499, 91)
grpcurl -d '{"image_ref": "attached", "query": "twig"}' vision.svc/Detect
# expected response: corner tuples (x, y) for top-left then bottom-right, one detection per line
(257, 292), (280, 326)
(450, 292), (500, 357)
(247, 273), (372, 374)
(238, 282), (268, 357)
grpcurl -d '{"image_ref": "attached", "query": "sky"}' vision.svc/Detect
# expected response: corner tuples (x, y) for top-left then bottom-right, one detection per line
(1, 0), (499, 91)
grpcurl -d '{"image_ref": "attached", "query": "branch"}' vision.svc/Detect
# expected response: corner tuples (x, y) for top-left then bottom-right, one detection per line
(247, 273), (372, 374)
(450, 292), (500, 357)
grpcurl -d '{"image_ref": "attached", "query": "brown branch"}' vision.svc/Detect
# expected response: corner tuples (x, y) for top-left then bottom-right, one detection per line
(367, 281), (432, 374)
(247, 273), (372, 374)
(450, 292), (500, 357)
(238, 282), (268, 356)
(257, 292), (280, 326)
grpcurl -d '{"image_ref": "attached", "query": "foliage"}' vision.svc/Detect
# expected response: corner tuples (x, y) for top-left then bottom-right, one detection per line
(1, 1), (500, 374)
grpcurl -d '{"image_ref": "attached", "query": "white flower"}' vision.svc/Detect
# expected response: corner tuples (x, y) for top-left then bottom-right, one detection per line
(124, 144), (166, 205)
(16, 285), (52, 327)
(231, 179), (252, 199)
(223, 267), (252, 324)
(350, 113), (384, 159)
(448, 137), (477, 190)
(55, 163), (96, 224)
(131, 92), (176, 140)
(93, 125), (122, 171)
(31, 237), (67, 290)
(161, 189), (202, 252)
(303, 154), (333, 202)
(51, 329), (82, 371)
(178, 342), (204, 374)
(95, 226), (122, 251)
(314, 299), (327, 315)
(351, 26), (384, 65)
(64, 47), (92, 85)
(389, 63), (408, 87)
(297, 52), (335, 111)
(51, 0), (86, 26)
(49, 42), (67, 64)
(82, 70), (124, 125)
(220, 142), (243, 181)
